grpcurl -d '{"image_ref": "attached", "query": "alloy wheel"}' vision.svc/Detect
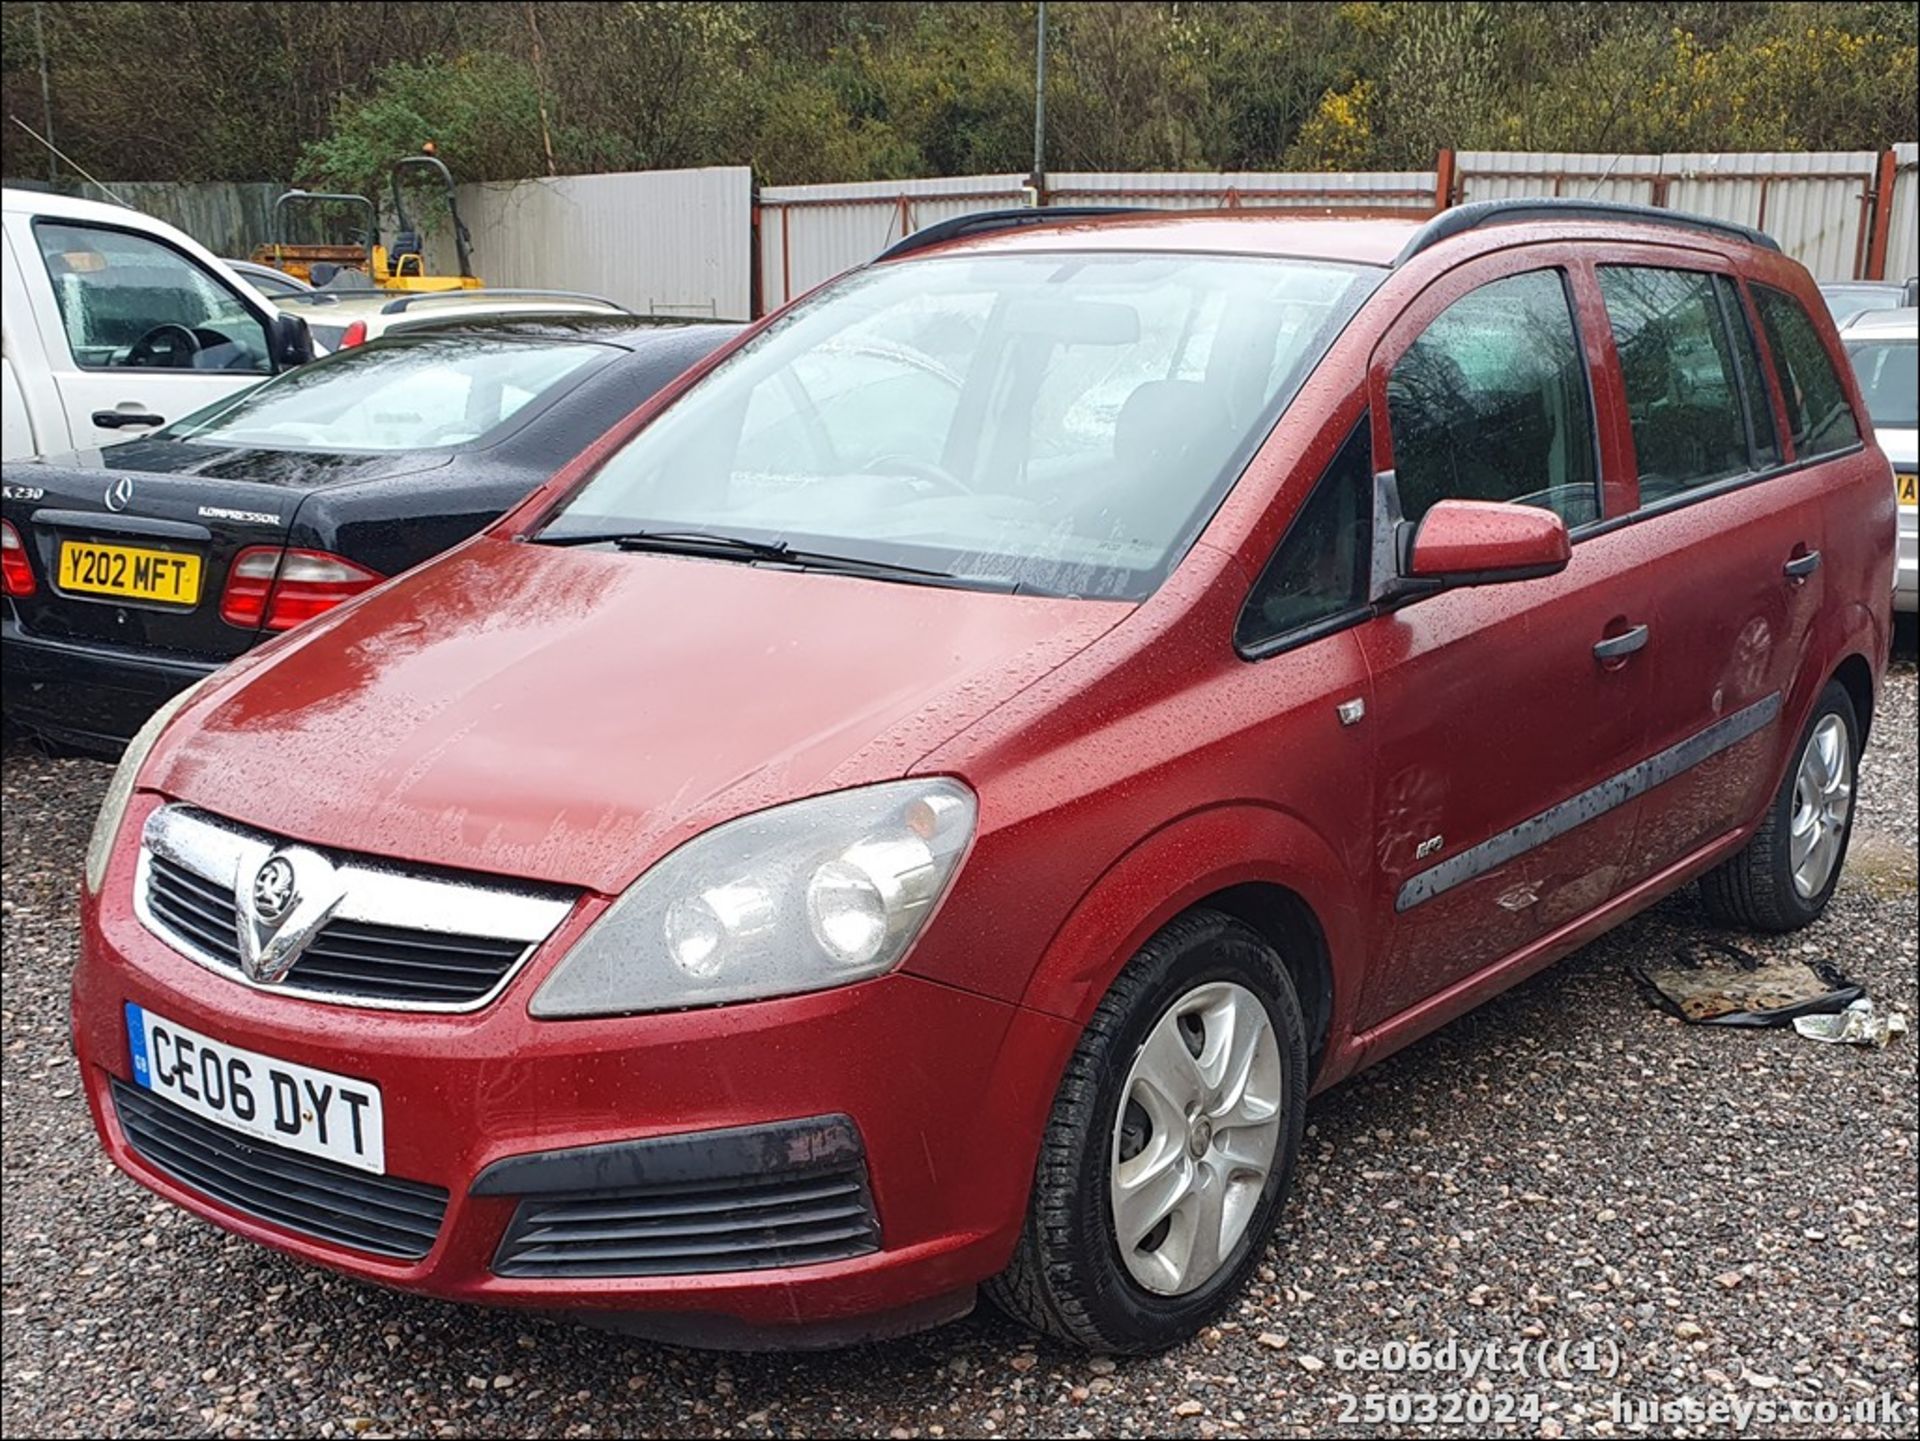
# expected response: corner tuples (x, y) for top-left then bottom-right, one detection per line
(1108, 981), (1283, 1296)
(1789, 713), (1853, 900)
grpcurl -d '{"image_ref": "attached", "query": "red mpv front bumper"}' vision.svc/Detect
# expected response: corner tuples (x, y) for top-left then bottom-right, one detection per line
(71, 804), (1076, 1345)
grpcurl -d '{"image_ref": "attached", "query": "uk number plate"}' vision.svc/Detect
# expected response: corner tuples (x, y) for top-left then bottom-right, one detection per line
(1898, 472), (1917, 508)
(124, 1003), (385, 1173)
(59, 540), (202, 604)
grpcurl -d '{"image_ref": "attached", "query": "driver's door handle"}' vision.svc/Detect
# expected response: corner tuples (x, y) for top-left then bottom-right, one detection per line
(1593, 624), (1651, 662)
(92, 410), (165, 429)
(1783, 549), (1822, 580)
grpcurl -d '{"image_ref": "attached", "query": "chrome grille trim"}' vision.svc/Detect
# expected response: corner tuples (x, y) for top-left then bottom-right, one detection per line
(135, 805), (576, 1013)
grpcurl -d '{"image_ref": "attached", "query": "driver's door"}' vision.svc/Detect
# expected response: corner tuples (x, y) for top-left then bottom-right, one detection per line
(1353, 248), (1661, 1036)
(22, 215), (273, 451)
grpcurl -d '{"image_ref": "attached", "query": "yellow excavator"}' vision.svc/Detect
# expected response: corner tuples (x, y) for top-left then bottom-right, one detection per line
(252, 151), (481, 293)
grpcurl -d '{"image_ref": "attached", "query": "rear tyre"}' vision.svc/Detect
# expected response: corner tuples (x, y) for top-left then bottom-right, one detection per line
(1699, 680), (1859, 932)
(986, 909), (1308, 1352)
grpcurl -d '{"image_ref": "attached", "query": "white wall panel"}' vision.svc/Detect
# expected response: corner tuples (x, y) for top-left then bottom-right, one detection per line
(457, 167), (753, 320)
(1662, 150), (1878, 281)
(1047, 170), (1436, 212)
(1456, 150), (1894, 280)
(1888, 143), (1918, 284)
(1455, 151), (1663, 207)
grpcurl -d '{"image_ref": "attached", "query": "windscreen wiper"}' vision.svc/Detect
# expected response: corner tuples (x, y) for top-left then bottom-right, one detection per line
(532, 528), (790, 561)
(782, 548), (1020, 593)
(530, 527), (1019, 592)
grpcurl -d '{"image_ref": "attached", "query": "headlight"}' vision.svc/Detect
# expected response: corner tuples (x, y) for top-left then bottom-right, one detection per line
(530, 778), (976, 1018)
(83, 677), (212, 895)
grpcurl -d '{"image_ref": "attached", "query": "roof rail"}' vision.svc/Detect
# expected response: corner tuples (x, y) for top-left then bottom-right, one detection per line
(378, 288), (624, 315)
(1394, 198), (1779, 267)
(875, 206), (1153, 262)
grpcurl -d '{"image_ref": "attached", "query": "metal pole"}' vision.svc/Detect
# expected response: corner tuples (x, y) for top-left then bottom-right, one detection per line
(33, 0), (57, 183)
(1031, 0), (1047, 201)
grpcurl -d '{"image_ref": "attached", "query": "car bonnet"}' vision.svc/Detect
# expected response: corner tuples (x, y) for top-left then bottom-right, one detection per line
(140, 535), (1131, 895)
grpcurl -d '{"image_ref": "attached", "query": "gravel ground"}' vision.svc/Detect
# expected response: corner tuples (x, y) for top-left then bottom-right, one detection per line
(3, 649), (1915, 1440)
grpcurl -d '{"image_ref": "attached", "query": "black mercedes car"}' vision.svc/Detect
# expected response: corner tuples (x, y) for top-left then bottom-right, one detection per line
(1, 315), (737, 750)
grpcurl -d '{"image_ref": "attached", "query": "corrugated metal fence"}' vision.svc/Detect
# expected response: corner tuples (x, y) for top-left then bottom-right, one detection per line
(1455, 150), (1888, 282)
(26, 146), (1913, 316)
(1889, 143), (1919, 284)
(8, 179), (286, 259)
(761, 149), (1911, 312)
(758, 169), (1441, 308)
(757, 175), (1032, 311)
(1048, 169), (1438, 213)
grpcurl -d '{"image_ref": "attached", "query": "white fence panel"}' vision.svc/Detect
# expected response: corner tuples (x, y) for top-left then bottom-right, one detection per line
(1456, 149), (1894, 279)
(1456, 151), (1663, 207)
(757, 174), (1030, 311)
(457, 167), (753, 320)
(1889, 143), (1919, 284)
(1047, 170), (1437, 213)
(1662, 150), (1878, 281)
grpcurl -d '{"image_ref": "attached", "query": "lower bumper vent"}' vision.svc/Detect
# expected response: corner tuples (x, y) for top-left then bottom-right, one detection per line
(480, 1115), (881, 1279)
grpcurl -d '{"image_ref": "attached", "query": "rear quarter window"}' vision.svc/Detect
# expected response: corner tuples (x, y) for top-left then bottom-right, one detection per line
(1750, 285), (1860, 459)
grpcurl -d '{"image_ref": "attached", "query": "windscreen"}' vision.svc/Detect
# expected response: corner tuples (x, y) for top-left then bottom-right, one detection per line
(163, 336), (608, 451)
(540, 252), (1377, 598)
(1845, 338), (1918, 429)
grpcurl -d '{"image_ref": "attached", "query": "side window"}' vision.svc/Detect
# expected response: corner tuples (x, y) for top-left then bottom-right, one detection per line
(1236, 418), (1372, 652)
(1717, 276), (1780, 469)
(1387, 270), (1599, 529)
(32, 221), (270, 375)
(1596, 266), (1753, 506)
(1751, 283), (1860, 459)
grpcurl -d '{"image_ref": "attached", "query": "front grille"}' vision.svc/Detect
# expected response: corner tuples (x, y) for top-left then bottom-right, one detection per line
(136, 805), (574, 1012)
(145, 853), (531, 1006)
(111, 1079), (448, 1261)
(147, 852), (242, 958)
(493, 1164), (883, 1278)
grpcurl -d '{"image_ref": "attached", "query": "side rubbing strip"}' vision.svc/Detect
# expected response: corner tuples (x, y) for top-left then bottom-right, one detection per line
(1396, 692), (1784, 913)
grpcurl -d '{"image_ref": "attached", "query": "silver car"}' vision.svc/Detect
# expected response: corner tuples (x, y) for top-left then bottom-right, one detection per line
(1842, 306), (1918, 614)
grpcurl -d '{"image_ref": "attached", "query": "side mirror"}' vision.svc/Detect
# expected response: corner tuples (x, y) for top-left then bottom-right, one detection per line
(269, 311), (315, 370)
(1406, 499), (1571, 588)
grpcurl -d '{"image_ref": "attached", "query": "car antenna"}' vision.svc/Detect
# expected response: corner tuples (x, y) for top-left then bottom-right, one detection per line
(7, 113), (128, 206)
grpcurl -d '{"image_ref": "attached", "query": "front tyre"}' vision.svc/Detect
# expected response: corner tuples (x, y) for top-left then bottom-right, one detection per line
(1699, 680), (1860, 932)
(987, 909), (1308, 1352)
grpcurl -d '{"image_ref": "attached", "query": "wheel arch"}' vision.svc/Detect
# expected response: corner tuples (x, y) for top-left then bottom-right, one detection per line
(1014, 802), (1367, 1092)
(1832, 650), (1876, 744)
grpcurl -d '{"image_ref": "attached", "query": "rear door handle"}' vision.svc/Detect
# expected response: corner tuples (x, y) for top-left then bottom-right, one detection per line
(1784, 550), (1822, 580)
(91, 410), (165, 429)
(1593, 624), (1651, 662)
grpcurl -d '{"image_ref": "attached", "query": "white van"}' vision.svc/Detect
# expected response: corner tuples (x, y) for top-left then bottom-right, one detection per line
(2, 188), (311, 460)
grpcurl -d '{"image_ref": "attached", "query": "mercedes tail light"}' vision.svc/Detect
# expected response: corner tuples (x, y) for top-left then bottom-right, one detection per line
(0, 519), (35, 597)
(220, 546), (382, 631)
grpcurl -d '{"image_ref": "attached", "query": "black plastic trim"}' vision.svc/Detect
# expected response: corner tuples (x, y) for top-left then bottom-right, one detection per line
(874, 207), (1152, 263)
(1393, 199), (1780, 267)
(470, 1114), (864, 1198)
(110, 1077), (449, 1261)
(1396, 691), (1784, 911)
(1575, 440), (1868, 543)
